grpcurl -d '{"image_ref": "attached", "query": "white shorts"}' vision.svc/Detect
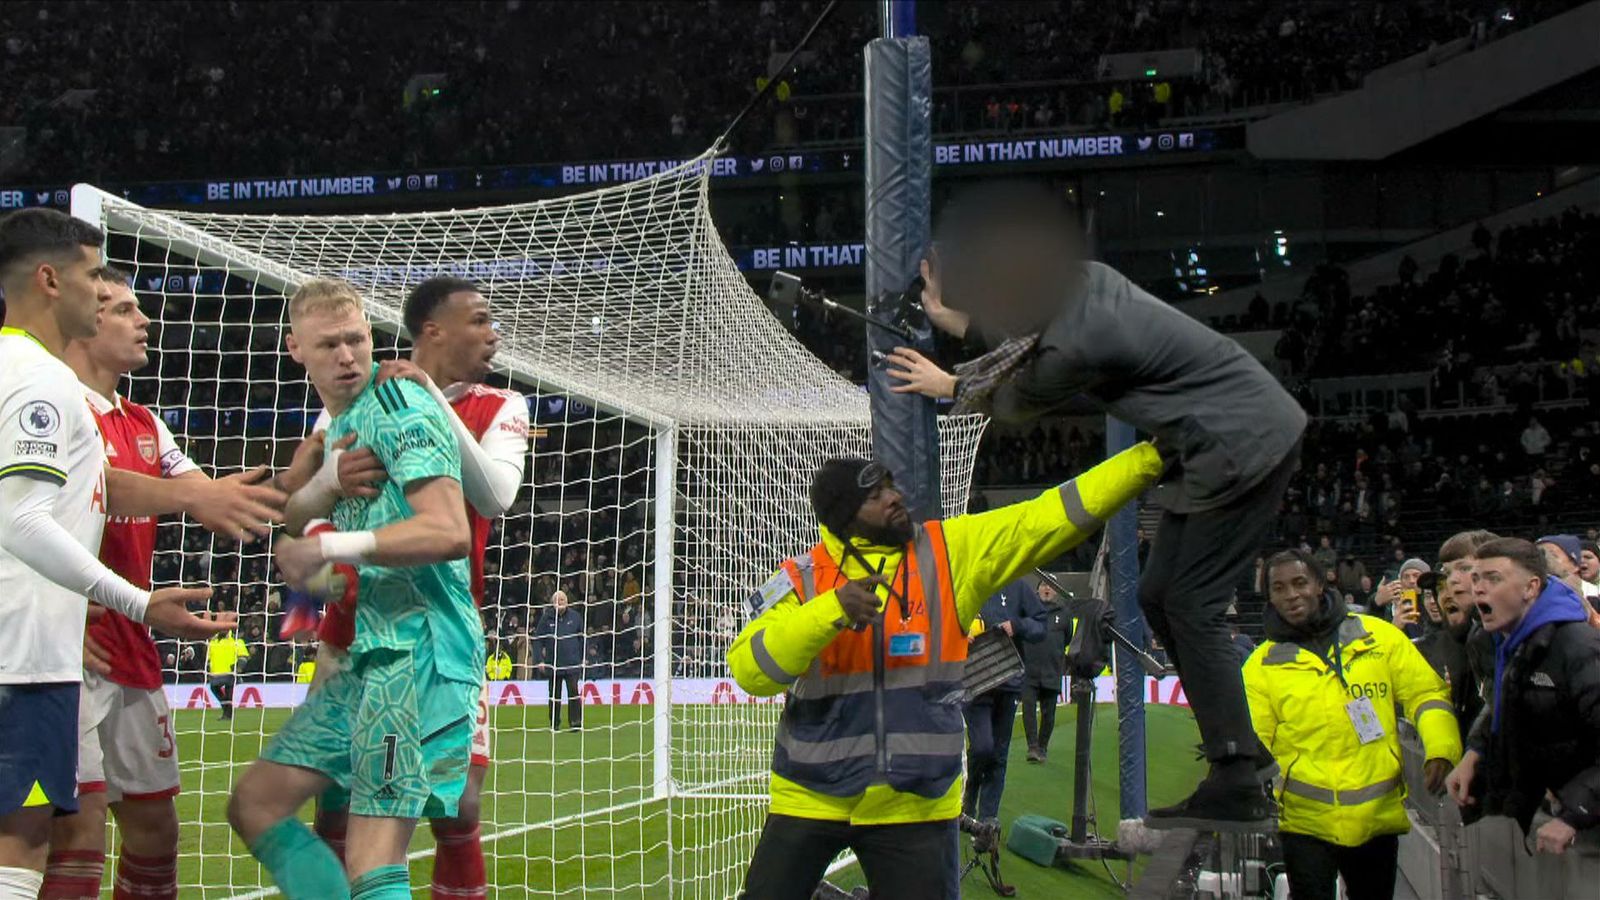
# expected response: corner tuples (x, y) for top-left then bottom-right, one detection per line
(470, 680), (492, 767)
(78, 670), (181, 803)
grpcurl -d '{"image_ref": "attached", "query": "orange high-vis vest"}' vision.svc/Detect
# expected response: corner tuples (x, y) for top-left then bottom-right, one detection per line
(769, 521), (967, 799)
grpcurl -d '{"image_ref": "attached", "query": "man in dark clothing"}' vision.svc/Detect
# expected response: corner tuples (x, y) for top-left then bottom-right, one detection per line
(1021, 579), (1070, 763)
(534, 589), (587, 729)
(896, 183), (1306, 827)
(1228, 615), (1256, 668)
(963, 579), (1048, 831)
(1445, 538), (1600, 858)
(1415, 530), (1497, 746)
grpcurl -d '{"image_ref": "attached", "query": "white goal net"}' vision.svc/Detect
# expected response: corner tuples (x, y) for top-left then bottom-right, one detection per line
(73, 147), (985, 898)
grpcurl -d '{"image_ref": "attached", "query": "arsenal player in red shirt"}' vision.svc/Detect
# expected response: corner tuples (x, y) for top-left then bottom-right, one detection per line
(309, 277), (529, 899)
(42, 271), (205, 900)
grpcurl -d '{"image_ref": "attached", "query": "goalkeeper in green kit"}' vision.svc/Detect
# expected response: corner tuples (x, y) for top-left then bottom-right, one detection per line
(226, 279), (483, 900)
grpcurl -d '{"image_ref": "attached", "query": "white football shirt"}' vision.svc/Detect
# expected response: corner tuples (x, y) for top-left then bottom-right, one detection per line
(0, 327), (109, 683)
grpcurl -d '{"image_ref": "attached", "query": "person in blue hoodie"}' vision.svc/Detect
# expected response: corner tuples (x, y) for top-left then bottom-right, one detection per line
(1444, 537), (1600, 857)
(962, 579), (1049, 838)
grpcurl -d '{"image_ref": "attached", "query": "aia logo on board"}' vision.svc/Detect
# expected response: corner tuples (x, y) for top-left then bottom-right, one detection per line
(136, 433), (158, 464)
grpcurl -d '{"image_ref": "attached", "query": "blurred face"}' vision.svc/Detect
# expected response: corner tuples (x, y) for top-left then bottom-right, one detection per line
(80, 283), (150, 374)
(1400, 568), (1422, 589)
(286, 305), (373, 412)
(1037, 582), (1058, 603)
(419, 290), (498, 384)
(1471, 557), (1541, 634)
(1580, 549), (1599, 583)
(1268, 560), (1320, 628)
(553, 592), (568, 611)
(946, 223), (1076, 337)
(1537, 542), (1577, 578)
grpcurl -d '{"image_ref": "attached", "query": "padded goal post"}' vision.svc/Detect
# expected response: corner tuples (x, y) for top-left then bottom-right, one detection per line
(72, 148), (985, 898)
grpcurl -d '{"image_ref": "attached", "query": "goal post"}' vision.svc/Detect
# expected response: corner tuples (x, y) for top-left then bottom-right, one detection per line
(72, 148), (986, 898)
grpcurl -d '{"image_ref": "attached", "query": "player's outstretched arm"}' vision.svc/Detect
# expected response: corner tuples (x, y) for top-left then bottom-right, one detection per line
(275, 475), (470, 589)
(107, 465), (285, 541)
(941, 441), (1165, 627)
(0, 473), (235, 640)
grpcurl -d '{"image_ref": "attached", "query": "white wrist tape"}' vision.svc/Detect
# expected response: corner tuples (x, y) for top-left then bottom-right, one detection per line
(320, 530), (377, 564)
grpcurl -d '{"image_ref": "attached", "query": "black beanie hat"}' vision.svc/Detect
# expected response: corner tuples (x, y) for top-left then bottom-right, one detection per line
(810, 458), (888, 535)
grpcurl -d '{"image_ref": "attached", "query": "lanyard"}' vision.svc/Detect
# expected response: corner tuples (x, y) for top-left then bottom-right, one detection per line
(842, 540), (912, 624)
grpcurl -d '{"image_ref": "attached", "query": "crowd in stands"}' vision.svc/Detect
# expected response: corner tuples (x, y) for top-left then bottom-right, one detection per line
(4, 0), (1577, 185)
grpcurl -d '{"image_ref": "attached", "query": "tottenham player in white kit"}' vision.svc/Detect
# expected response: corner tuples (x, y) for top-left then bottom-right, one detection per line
(36, 269), (213, 900)
(0, 209), (279, 899)
(309, 277), (528, 899)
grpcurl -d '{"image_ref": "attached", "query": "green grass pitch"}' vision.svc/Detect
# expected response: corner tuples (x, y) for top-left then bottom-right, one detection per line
(126, 701), (1201, 897)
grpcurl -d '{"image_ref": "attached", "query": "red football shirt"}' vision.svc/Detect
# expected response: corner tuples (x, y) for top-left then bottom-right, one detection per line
(85, 389), (199, 690)
(442, 383), (529, 606)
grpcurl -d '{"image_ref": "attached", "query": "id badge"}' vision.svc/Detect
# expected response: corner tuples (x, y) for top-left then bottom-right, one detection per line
(888, 632), (926, 658)
(1345, 696), (1386, 744)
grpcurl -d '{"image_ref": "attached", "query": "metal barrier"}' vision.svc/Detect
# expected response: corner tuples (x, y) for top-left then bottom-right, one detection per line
(1397, 723), (1600, 899)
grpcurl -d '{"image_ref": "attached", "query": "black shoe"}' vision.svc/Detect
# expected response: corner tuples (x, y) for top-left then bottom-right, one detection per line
(1145, 774), (1275, 832)
(1025, 746), (1042, 763)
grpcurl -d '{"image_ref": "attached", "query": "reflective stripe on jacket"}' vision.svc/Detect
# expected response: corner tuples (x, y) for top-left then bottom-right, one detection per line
(727, 440), (1165, 824)
(1244, 614), (1462, 847)
(768, 521), (965, 800)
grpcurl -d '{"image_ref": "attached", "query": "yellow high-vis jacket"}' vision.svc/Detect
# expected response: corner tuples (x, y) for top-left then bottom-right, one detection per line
(486, 651), (513, 681)
(728, 441), (1164, 825)
(1244, 614), (1462, 847)
(207, 633), (248, 677)
(295, 660), (315, 684)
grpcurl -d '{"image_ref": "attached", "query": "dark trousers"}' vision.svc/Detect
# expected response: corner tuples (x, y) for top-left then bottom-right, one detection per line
(547, 668), (581, 727)
(740, 813), (959, 900)
(962, 690), (1019, 820)
(1138, 449), (1297, 761)
(1280, 833), (1398, 900)
(208, 675), (236, 718)
(1019, 682), (1059, 752)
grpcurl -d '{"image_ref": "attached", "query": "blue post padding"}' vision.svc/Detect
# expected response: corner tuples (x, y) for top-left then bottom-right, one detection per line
(882, 0), (917, 38)
(1107, 416), (1148, 819)
(863, 36), (941, 521)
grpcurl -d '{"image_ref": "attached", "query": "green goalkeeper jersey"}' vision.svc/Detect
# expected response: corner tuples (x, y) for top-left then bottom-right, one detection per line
(324, 367), (483, 684)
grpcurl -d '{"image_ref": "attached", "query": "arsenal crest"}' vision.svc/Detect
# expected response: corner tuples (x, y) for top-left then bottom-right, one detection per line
(137, 433), (158, 464)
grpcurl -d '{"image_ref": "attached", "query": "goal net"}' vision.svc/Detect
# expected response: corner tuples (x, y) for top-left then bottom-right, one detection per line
(73, 148), (986, 898)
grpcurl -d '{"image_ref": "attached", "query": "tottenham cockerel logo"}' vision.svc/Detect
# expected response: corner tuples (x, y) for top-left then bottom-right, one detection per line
(19, 401), (60, 438)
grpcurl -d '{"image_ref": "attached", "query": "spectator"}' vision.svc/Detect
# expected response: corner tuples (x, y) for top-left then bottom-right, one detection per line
(1581, 540), (1600, 601)
(963, 579), (1048, 838)
(534, 590), (586, 729)
(1446, 538), (1600, 862)
(1246, 549), (1460, 900)
(1537, 534), (1600, 606)
(1372, 558), (1430, 638)
(1336, 552), (1369, 596)
(1020, 579), (1070, 764)
(1312, 534), (1338, 574)
(1228, 613), (1256, 667)
(1414, 529), (1496, 747)
(1521, 417), (1553, 460)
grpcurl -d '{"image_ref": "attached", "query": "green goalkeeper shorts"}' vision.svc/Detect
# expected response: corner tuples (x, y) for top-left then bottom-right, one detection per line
(265, 643), (478, 819)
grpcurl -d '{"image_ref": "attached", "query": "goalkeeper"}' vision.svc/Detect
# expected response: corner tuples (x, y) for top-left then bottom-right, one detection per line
(226, 279), (482, 900)
(728, 443), (1163, 900)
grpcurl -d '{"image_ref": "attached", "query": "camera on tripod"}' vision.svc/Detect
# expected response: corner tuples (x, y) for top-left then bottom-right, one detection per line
(959, 813), (1002, 852)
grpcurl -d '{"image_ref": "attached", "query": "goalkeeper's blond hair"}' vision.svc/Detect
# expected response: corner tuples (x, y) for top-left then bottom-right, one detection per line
(288, 277), (365, 322)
